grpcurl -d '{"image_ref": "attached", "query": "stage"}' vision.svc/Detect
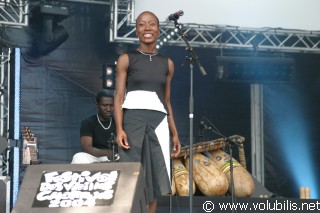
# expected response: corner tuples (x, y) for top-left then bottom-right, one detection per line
(11, 162), (278, 213)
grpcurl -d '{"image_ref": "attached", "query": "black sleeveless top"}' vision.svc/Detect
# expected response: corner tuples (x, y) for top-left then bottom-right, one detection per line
(125, 50), (169, 113)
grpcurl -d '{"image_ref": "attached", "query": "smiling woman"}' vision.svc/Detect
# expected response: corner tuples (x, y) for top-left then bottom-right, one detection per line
(135, 11), (160, 49)
(114, 11), (181, 213)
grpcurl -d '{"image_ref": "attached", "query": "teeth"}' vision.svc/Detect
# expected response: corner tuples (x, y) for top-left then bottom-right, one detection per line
(144, 34), (152, 38)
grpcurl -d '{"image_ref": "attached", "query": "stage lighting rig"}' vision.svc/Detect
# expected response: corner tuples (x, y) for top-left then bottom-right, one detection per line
(102, 64), (116, 89)
(215, 56), (295, 84)
(39, 4), (69, 16)
(30, 1), (70, 56)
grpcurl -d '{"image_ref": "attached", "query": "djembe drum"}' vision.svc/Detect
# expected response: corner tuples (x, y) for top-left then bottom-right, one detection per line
(173, 135), (250, 197)
(172, 158), (196, 196)
(209, 149), (255, 197)
(185, 153), (229, 196)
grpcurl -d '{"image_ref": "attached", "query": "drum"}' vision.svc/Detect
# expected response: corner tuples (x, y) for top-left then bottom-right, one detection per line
(185, 153), (229, 197)
(172, 158), (196, 196)
(209, 149), (255, 197)
(171, 169), (176, 196)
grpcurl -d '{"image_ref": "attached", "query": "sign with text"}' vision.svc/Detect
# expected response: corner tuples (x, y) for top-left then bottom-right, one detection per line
(32, 170), (120, 208)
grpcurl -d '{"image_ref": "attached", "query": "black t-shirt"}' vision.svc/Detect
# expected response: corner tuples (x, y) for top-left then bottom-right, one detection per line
(80, 115), (116, 149)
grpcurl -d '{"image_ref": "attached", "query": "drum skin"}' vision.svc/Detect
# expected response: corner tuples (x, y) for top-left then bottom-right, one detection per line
(209, 149), (255, 197)
(172, 158), (196, 196)
(185, 153), (229, 196)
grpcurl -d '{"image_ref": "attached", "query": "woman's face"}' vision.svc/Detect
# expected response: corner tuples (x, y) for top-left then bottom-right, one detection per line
(136, 12), (160, 45)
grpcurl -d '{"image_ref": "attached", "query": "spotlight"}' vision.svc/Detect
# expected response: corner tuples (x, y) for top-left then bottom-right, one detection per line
(31, 3), (69, 56)
(215, 56), (295, 83)
(102, 64), (116, 89)
(40, 4), (69, 16)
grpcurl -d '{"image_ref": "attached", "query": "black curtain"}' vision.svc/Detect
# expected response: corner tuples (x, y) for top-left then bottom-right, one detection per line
(264, 54), (320, 198)
(20, 3), (116, 163)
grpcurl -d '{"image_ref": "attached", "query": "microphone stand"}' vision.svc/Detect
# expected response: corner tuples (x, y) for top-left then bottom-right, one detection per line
(206, 126), (241, 213)
(108, 133), (115, 162)
(171, 18), (207, 213)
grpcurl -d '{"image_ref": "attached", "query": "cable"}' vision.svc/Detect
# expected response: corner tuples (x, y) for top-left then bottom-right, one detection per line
(201, 116), (220, 133)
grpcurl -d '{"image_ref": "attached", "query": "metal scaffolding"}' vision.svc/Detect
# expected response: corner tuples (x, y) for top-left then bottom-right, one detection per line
(109, 0), (320, 54)
(0, 0), (28, 176)
(0, 48), (10, 176)
(0, 0), (29, 27)
(63, 0), (111, 5)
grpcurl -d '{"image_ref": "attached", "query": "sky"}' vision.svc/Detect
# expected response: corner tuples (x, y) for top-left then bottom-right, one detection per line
(135, 0), (320, 31)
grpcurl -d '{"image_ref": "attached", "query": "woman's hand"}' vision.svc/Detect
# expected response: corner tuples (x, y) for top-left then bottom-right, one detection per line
(117, 129), (130, 150)
(170, 135), (181, 158)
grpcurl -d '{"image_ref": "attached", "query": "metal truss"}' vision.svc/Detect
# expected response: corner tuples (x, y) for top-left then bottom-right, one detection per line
(63, 0), (111, 5)
(0, 48), (9, 138)
(0, 0), (29, 27)
(0, 47), (10, 176)
(109, 0), (320, 54)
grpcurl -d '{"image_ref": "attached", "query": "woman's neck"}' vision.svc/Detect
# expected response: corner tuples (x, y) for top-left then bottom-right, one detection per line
(138, 45), (157, 53)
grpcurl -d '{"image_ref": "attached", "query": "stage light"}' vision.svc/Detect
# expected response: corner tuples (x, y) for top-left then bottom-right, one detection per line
(102, 64), (116, 89)
(31, 3), (69, 56)
(156, 28), (180, 50)
(215, 56), (295, 83)
(156, 29), (178, 50)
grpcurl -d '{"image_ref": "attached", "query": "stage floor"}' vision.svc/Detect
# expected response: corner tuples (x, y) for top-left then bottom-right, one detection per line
(157, 196), (236, 213)
(156, 195), (302, 213)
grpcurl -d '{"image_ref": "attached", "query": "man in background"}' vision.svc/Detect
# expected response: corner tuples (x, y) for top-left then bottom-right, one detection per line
(71, 89), (118, 164)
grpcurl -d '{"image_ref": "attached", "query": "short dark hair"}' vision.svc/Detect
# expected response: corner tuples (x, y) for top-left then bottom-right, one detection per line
(135, 11), (160, 28)
(96, 89), (114, 103)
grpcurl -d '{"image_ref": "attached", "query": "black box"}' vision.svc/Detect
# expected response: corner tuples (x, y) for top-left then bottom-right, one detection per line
(12, 163), (148, 213)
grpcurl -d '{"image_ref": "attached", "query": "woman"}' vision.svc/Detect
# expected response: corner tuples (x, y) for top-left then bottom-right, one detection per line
(114, 11), (181, 213)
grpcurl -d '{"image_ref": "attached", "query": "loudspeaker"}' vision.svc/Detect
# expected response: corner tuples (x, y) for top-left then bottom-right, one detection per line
(12, 163), (148, 213)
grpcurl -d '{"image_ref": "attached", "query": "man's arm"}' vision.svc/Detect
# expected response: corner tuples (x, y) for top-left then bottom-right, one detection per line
(80, 136), (113, 158)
